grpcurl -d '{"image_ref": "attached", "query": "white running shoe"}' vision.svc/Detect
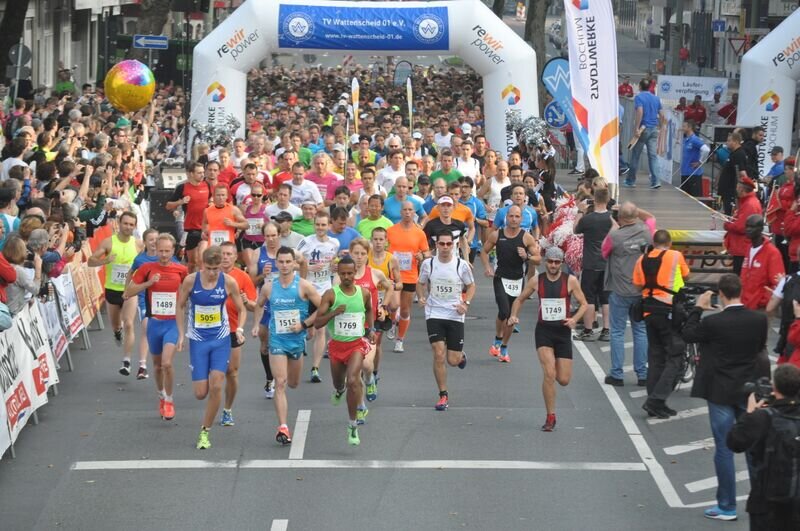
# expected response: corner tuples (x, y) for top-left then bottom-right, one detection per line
(393, 339), (404, 353)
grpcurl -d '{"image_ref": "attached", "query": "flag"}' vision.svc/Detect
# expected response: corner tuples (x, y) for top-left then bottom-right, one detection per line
(563, 0), (620, 183)
(541, 58), (587, 153)
(406, 77), (413, 132)
(351, 77), (360, 134)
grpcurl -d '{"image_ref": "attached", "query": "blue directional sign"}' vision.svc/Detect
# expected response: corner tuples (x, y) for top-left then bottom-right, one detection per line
(544, 101), (568, 129)
(133, 34), (169, 50)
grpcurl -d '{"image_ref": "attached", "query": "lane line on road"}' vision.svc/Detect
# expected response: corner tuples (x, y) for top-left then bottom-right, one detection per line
(647, 407), (709, 425)
(685, 470), (749, 493)
(573, 341), (685, 508)
(628, 389), (647, 398)
(599, 342), (633, 353)
(70, 459), (648, 472)
(270, 519), (289, 531)
(663, 437), (715, 456)
(288, 410), (311, 460)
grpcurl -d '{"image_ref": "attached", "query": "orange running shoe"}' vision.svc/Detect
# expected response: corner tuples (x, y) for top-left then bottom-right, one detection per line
(489, 345), (501, 357)
(158, 398), (165, 418)
(276, 425), (292, 445)
(162, 401), (175, 421)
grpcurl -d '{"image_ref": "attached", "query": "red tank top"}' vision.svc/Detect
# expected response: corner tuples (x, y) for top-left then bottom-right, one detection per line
(537, 273), (570, 325)
(355, 266), (379, 320)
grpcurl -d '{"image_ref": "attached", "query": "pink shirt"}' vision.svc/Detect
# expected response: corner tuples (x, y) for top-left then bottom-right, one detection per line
(329, 179), (363, 200)
(305, 172), (342, 200)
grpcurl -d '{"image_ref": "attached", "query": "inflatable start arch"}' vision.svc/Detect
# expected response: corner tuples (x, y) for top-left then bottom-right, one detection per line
(190, 0), (539, 156)
(738, 8), (800, 175)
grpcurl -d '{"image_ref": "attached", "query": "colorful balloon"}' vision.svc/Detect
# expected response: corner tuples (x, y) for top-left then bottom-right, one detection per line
(103, 60), (155, 113)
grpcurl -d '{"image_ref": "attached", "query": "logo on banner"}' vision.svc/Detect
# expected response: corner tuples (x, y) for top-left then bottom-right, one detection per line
(761, 90), (780, 111)
(32, 354), (50, 395)
(206, 82), (226, 102)
(413, 14), (445, 44)
(660, 80), (672, 93)
(770, 34), (800, 69)
(543, 63), (570, 92)
(470, 25), (506, 65)
(572, 0), (590, 9)
(544, 101), (568, 128)
(283, 12), (314, 43)
(5, 382), (31, 430)
(502, 84), (521, 105)
(216, 27), (260, 62)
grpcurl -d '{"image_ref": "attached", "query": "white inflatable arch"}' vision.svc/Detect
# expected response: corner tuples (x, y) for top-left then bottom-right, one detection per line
(190, 0), (538, 156)
(738, 8), (800, 175)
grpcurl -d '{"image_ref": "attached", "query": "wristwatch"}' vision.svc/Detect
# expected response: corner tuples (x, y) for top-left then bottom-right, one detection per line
(236, 327), (244, 334)
(465, 300), (471, 306)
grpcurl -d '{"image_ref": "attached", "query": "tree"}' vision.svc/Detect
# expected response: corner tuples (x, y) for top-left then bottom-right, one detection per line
(0, 0), (31, 84)
(525, 0), (552, 115)
(128, 0), (172, 61)
(492, 0), (506, 17)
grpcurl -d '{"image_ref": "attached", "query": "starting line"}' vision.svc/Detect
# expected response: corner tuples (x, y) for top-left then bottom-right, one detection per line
(71, 459), (647, 472)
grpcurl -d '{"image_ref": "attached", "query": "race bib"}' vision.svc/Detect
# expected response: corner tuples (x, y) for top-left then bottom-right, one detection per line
(431, 278), (460, 301)
(274, 309), (300, 334)
(377, 290), (385, 306)
(501, 278), (523, 297)
(210, 230), (228, 246)
(111, 264), (130, 285)
(194, 304), (221, 328)
(541, 298), (566, 322)
(151, 292), (176, 316)
(311, 266), (331, 283)
(246, 218), (263, 236)
(396, 252), (412, 272)
(334, 312), (364, 337)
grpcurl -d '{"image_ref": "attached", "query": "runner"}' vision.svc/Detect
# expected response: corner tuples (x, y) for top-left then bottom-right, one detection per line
(349, 238), (393, 418)
(418, 230), (475, 410)
(87, 210), (144, 376)
(423, 194), (471, 260)
(240, 182), (268, 267)
(176, 246), (245, 450)
(297, 211), (340, 382)
(123, 233), (187, 420)
(253, 246), (321, 445)
(129, 228), (159, 374)
(315, 255), (376, 446)
(219, 241), (257, 427)
(200, 184), (248, 256)
(165, 161), (210, 273)
(368, 225), (401, 354)
(386, 201), (431, 352)
(508, 247), (588, 431)
(481, 205), (540, 362)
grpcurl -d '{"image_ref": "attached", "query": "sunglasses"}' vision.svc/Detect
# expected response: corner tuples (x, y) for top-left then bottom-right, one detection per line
(251, 194), (263, 198)
(546, 259), (563, 264)
(437, 241), (454, 247)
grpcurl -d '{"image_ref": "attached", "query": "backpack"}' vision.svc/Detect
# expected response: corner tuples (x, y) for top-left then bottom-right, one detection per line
(761, 407), (800, 503)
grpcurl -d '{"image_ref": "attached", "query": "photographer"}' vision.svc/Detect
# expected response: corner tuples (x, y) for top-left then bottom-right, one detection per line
(2, 234), (41, 313)
(681, 273), (770, 521)
(727, 363), (800, 530)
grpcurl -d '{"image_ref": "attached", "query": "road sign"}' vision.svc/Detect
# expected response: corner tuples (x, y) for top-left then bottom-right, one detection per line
(8, 43), (31, 65)
(133, 35), (169, 50)
(544, 101), (568, 129)
(5, 66), (31, 79)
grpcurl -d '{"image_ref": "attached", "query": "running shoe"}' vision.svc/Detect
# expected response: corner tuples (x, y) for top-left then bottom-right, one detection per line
(264, 380), (275, 399)
(113, 328), (123, 347)
(220, 409), (234, 426)
(393, 339), (404, 353)
(276, 426), (292, 445)
(620, 167), (630, 176)
(622, 181), (636, 188)
(513, 325), (520, 334)
(348, 425), (360, 446)
(366, 380), (378, 401)
(598, 328), (610, 342)
(489, 345), (501, 357)
(162, 401), (175, 421)
(158, 398), (165, 418)
(499, 354), (511, 363)
(331, 387), (346, 406)
(119, 360), (131, 376)
(310, 367), (321, 383)
(568, 168), (582, 175)
(356, 406), (369, 425)
(386, 322), (397, 340)
(136, 366), (149, 380)
(458, 352), (467, 369)
(575, 329), (595, 342)
(703, 507), (737, 521)
(435, 395), (449, 411)
(650, 182), (662, 189)
(196, 429), (211, 450)
(541, 413), (556, 432)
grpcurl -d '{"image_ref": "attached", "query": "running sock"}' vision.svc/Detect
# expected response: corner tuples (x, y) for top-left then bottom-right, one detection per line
(279, 424), (288, 430)
(159, 389), (166, 399)
(367, 374), (375, 385)
(397, 317), (410, 339)
(439, 390), (448, 398)
(122, 357), (131, 364)
(500, 345), (508, 355)
(139, 360), (147, 368)
(349, 419), (358, 428)
(260, 353), (273, 381)
(165, 394), (173, 403)
(494, 337), (502, 347)
(372, 370), (378, 379)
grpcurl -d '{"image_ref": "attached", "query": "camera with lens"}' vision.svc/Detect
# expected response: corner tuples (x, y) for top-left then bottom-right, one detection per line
(743, 376), (774, 404)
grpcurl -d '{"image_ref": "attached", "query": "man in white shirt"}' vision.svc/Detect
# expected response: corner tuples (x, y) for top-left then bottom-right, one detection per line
(266, 183), (302, 219)
(454, 138), (480, 179)
(377, 148), (406, 191)
(433, 119), (453, 151)
(288, 162), (323, 208)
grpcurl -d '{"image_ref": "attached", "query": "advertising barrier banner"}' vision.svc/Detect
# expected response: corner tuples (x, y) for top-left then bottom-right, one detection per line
(51, 271), (84, 339)
(656, 75), (729, 101)
(38, 300), (68, 362)
(277, 4), (450, 51)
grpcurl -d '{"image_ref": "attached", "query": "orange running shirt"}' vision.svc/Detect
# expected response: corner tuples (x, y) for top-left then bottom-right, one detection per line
(225, 267), (257, 332)
(386, 224), (429, 284)
(205, 204), (237, 246)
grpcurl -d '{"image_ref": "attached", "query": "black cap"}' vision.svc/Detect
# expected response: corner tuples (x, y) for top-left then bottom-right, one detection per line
(417, 175), (431, 185)
(271, 211), (293, 222)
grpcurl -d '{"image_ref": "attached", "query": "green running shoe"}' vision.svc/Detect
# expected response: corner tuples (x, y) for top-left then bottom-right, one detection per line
(356, 406), (369, 425)
(366, 381), (377, 401)
(331, 387), (346, 406)
(196, 429), (211, 450)
(347, 425), (360, 446)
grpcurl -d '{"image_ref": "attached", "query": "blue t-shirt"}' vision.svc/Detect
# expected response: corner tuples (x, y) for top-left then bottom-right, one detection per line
(0, 214), (20, 250)
(767, 160), (785, 179)
(494, 205), (538, 232)
(384, 194), (426, 223)
(460, 197), (486, 249)
(328, 226), (360, 255)
(423, 196), (437, 214)
(680, 134), (705, 176)
(634, 91), (662, 128)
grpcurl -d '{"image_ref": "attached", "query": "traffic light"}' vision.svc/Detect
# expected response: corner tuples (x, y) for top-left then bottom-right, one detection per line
(660, 24), (668, 41)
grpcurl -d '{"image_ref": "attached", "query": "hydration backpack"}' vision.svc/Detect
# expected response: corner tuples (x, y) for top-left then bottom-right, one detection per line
(761, 407), (800, 503)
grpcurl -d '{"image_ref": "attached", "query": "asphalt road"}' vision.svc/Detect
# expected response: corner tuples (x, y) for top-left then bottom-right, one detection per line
(1, 263), (761, 531)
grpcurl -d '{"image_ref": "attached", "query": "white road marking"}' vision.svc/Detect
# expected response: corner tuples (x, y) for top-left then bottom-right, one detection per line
(599, 342), (633, 353)
(573, 341), (684, 508)
(685, 470), (749, 493)
(647, 407), (709, 425)
(70, 459), (647, 472)
(288, 410), (311, 460)
(270, 519), (289, 531)
(682, 495), (749, 508)
(629, 389), (648, 398)
(663, 437), (715, 456)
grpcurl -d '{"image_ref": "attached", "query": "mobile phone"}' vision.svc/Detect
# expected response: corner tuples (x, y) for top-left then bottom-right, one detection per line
(710, 292), (719, 306)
